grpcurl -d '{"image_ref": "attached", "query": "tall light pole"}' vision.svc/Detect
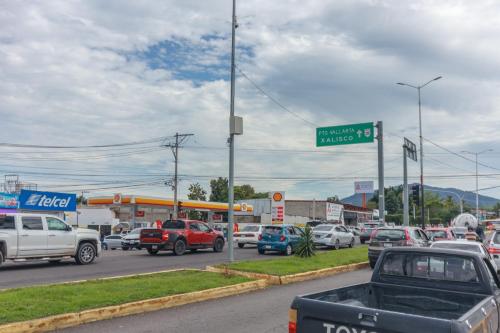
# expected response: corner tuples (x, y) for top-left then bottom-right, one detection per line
(462, 149), (493, 220)
(397, 76), (442, 229)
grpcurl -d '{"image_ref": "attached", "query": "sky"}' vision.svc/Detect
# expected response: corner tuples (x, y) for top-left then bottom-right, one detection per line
(1, 0), (500, 202)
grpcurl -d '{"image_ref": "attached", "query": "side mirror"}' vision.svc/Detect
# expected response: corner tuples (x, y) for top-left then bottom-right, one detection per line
(66, 225), (73, 231)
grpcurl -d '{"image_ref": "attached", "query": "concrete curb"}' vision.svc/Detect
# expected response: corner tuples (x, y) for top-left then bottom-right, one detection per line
(0, 278), (268, 333)
(207, 261), (369, 285)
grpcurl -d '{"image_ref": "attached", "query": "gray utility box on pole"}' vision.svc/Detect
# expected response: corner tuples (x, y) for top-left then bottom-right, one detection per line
(230, 116), (243, 135)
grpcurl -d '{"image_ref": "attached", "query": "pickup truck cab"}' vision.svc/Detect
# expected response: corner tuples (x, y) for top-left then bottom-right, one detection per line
(290, 247), (500, 333)
(0, 213), (101, 265)
(140, 219), (225, 256)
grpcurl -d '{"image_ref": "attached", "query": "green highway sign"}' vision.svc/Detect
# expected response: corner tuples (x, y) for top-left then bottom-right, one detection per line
(316, 122), (374, 147)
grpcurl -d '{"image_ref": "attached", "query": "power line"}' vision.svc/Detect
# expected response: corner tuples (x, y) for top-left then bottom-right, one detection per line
(236, 65), (318, 128)
(0, 136), (170, 149)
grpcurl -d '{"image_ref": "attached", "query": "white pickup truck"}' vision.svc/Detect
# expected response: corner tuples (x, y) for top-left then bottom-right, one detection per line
(0, 213), (101, 265)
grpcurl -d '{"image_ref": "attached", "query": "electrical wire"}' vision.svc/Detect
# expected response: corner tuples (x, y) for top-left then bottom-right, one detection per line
(0, 136), (171, 149)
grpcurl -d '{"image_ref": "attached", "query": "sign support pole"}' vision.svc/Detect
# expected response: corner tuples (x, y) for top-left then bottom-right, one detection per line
(376, 121), (385, 223)
(403, 144), (409, 226)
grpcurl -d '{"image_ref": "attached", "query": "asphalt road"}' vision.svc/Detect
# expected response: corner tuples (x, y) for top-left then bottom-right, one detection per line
(58, 268), (372, 333)
(0, 245), (272, 289)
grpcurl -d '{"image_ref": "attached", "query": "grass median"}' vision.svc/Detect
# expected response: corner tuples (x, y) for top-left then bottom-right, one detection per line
(221, 246), (368, 276)
(0, 270), (251, 325)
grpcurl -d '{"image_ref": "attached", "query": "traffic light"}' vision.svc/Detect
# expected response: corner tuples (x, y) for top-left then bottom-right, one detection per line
(411, 184), (420, 205)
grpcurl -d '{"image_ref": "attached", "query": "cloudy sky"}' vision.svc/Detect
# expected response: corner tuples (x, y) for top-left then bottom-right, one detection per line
(1, 0), (500, 202)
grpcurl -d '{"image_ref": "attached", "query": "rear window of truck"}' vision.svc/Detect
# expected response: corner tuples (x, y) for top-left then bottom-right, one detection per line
(162, 220), (186, 229)
(0, 215), (15, 229)
(381, 253), (479, 283)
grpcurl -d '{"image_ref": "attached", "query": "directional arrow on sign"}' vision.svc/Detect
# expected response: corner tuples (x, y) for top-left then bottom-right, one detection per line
(357, 130), (362, 138)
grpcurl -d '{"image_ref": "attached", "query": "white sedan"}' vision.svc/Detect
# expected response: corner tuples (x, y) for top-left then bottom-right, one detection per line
(430, 240), (499, 273)
(234, 224), (264, 248)
(312, 224), (355, 250)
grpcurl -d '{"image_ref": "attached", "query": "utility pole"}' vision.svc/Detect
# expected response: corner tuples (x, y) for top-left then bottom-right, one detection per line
(312, 198), (316, 220)
(376, 121), (385, 223)
(163, 133), (194, 219)
(403, 138), (417, 226)
(461, 149), (492, 221)
(228, 0), (243, 262)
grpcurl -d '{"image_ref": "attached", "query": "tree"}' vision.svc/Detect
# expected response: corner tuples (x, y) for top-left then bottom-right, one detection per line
(209, 177), (228, 202)
(295, 226), (316, 258)
(188, 183), (207, 201)
(327, 195), (340, 202)
(234, 184), (268, 200)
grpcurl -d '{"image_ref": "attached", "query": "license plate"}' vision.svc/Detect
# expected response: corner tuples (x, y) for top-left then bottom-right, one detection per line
(265, 245), (272, 249)
(383, 243), (393, 247)
(152, 245), (158, 250)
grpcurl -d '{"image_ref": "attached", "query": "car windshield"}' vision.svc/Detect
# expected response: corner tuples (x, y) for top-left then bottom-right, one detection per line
(432, 243), (481, 253)
(162, 220), (186, 229)
(129, 229), (141, 234)
(374, 229), (406, 241)
(263, 226), (283, 235)
(240, 225), (259, 232)
(426, 230), (447, 239)
(314, 225), (333, 232)
(493, 233), (500, 244)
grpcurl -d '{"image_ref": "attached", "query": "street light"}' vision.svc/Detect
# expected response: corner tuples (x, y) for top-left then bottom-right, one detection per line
(461, 149), (493, 220)
(397, 76), (442, 229)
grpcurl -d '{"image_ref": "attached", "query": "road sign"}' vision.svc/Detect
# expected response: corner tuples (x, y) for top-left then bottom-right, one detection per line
(316, 122), (374, 147)
(404, 137), (417, 162)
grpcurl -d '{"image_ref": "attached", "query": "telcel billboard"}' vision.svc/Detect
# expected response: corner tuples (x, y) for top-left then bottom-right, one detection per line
(19, 190), (77, 212)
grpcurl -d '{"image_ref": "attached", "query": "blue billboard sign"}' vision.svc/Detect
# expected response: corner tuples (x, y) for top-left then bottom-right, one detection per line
(19, 190), (77, 212)
(0, 192), (18, 209)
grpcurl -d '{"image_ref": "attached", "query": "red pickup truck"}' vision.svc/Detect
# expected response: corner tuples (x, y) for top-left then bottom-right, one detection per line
(140, 220), (225, 256)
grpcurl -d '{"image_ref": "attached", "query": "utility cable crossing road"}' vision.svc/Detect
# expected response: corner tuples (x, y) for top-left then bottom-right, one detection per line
(57, 269), (371, 333)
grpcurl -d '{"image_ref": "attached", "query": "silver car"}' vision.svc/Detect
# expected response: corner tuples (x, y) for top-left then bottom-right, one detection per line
(312, 224), (355, 250)
(102, 234), (123, 250)
(486, 230), (500, 270)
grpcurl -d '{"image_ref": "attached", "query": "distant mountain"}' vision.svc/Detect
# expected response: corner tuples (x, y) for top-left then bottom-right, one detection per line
(341, 184), (500, 208)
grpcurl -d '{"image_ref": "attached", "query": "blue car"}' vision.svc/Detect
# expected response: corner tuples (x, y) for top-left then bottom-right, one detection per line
(257, 225), (303, 256)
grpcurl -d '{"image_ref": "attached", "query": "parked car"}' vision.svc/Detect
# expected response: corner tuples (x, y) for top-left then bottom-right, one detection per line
(102, 234), (123, 250)
(312, 224), (355, 249)
(140, 220), (225, 256)
(234, 224), (264, 248)
(486, 229), (500, 269)
(452, 226), (467, 239)
(430, 240), (499, 273)
(121, 228), (144, 250)
(289, 247), (500, 333)
(368, 226), (430, 268)
(257, 224), (302, 256)
(0, 213), (101, 266)
(304, 220), (325, 228)
(359, 222), (384, 244)
(425, 227), (456, 241)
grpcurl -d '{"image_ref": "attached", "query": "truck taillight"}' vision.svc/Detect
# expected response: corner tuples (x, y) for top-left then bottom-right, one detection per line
(288, 309), (297, 333)
(258, 234), (262, 241)
(280, 235), (286, 242)
(489, 247), (500, 254)
(162, 232), (169, 241)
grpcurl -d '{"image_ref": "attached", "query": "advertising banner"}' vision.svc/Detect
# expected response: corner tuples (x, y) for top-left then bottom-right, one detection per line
(326, 203), (344, 222)
(354, 181), (374, 194)
(19, 190), (77, 212)
(0, 192), (18, 209)
(270, 191), (285, 224)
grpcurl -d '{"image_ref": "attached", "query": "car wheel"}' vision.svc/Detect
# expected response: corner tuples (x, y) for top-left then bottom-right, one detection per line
(147, 248), (159, 255)
(173, 239), (187, 256)
(284, 244), (293, 256)
(75, 242), (97, 265)
(0, 250), (4, 266)
(121, 246), (129, 251)
(136, 246), (142, 250)
(349, 238), (355, 248)
(238, 243), (245, 249)
(213, 238), (224, 253)
(334, 239), (340, 250)
(258, 248), (266, 255)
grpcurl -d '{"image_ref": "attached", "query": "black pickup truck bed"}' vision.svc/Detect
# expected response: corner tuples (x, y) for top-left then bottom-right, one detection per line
(290, 248), (500, 333)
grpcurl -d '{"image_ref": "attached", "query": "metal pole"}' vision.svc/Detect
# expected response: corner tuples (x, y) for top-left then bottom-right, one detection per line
(475, 153), (479, 220)
(376, 121), (385, 223)
(403, 144), (409, 226)
(227, 0), (237, 262)
(418, 87), (425, 229)
(173, 133), (179, 220)
(312, 198), (316, 220)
